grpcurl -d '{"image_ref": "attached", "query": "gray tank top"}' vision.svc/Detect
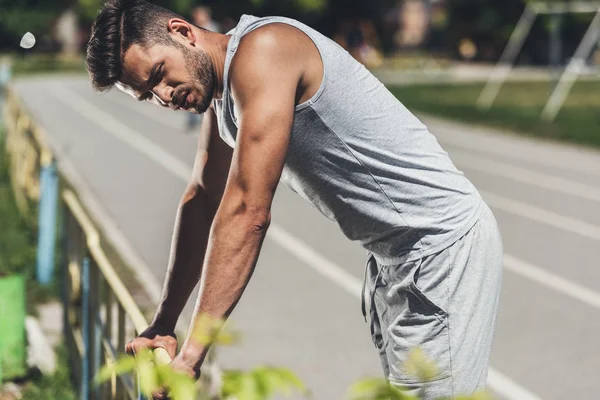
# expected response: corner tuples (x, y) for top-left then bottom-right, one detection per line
(212, 15), (483, 263)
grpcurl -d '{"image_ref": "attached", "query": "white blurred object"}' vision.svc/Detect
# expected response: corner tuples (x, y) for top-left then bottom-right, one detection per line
(20, 32), (36, 49)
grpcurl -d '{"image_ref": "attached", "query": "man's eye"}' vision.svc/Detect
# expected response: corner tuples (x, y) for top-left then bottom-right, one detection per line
(154, 65), (164, 86)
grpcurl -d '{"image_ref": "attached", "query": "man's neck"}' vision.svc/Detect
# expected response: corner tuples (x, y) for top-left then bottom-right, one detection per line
(204, 32), (231, 100)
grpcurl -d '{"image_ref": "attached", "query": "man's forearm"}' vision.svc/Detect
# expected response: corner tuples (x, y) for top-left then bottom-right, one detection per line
(178, 208), (270, 367)
(152, 186), (219, 330)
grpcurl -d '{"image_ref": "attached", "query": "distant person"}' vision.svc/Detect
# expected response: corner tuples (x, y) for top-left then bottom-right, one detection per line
(186, 6), (220, 131)
(191, 6), (220, 33)
(86, 1), (503, 398)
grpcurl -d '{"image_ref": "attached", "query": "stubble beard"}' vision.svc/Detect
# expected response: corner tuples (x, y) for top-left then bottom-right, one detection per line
(181, 45), (215, 114)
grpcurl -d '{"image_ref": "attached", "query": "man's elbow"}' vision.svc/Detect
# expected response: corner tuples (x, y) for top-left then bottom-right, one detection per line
(224, 198), (271, 234)
(240, 205), (271, 235)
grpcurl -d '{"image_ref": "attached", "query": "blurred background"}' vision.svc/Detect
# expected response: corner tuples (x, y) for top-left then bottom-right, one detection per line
(0, 0), (599, 399)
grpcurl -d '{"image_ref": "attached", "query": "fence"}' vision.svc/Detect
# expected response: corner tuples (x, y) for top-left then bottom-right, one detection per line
(1, 80), (216, 399)
(1, 84), (152, 399)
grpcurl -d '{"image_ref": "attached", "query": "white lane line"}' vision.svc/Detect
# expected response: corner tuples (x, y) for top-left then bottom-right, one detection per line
(267, 224), (363, 296)
(51, 86), (556, 399)
(481, 190), (600, 242)
(504, 255), (600, 310)
(486, 370), (542, 400)
(108, 91), (185, 131)
(53, 86), (191, 181)
(453, 152), (600, 203)
(434, 128), (600, 178)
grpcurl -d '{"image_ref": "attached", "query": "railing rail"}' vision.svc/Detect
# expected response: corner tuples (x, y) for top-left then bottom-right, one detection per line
(63, 189), (152, 400)
(1, 78), (217, 399)
(1, 84), (152, 399)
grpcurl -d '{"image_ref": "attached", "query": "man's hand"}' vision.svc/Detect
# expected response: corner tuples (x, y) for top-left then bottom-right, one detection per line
(149, 354), (197, 400)
(125, 324), (178, 360)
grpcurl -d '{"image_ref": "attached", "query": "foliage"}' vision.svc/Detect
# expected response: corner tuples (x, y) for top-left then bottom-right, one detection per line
(98, 318), (495, 400)
(20, 347), (77, 400)
(349, 349), (493, 400)
(350, 378), (416, 400)
(221, 367), (309, 400)
(0, 128), (56, 313)
(96, 314), (308, 399)
(447, 0), (600, 62)
(10, 54), (86, 76)
(0, 0), (72, 51)
(389, 80), (600, 149)
(0, 129), (36, 278)
(96, 350), (309, 400)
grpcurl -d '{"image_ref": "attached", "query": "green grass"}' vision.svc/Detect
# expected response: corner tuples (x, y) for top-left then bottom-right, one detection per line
(0, 129), (74, 397)
(0, 128), (56, 313)
(20, 347), (76, 400)
(2, 53), (86, 77)
(389, 81), (600, 149)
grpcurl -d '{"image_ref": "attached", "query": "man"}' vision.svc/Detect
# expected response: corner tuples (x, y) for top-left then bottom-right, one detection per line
(86, 0), (503, 398)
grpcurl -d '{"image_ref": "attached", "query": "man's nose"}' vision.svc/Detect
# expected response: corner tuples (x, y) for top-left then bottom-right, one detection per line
(153, 84), (174, 106)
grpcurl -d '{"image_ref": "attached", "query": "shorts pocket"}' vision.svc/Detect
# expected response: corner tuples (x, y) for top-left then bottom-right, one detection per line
(409, 263), (447, 324)
(383, 260), (451, 384)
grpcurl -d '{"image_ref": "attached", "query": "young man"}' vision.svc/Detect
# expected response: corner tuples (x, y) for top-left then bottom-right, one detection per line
(86, 0), (503, 398)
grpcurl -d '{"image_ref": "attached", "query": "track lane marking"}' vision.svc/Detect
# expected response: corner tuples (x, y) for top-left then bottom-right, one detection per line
(453, 151), (600, 202)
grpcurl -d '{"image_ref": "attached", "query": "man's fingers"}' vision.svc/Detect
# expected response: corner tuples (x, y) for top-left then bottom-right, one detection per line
(153, 338), (177, 360)
(125, 340), (135, 356)
(125, 337), (152, 356)
(152, 389), (169, 400)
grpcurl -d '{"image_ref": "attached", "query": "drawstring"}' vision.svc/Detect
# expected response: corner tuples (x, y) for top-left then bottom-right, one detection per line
(361, 264), (368, 321)
(362, 255), (385, 323)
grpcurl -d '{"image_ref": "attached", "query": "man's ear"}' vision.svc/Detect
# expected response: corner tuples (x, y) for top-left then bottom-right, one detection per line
(168, 18), (196, 45)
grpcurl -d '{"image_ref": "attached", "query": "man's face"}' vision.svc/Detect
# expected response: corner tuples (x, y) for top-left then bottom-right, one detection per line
(119, 39), (215, 114)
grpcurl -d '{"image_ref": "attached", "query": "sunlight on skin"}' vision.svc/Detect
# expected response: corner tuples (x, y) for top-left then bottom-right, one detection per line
(115, 81), (166, 108)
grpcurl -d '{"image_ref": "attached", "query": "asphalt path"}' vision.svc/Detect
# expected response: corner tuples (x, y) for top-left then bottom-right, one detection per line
(12, 75), (600, 400)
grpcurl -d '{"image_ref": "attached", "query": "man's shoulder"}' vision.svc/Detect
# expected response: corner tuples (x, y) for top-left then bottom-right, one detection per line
(229, 23), (307, 87)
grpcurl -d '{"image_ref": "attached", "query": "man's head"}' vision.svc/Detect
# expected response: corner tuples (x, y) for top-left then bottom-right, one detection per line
(86, 0), (215, 113)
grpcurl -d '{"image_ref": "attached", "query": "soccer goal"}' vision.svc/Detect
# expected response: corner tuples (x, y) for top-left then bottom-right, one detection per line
(476, 2), (600, 121)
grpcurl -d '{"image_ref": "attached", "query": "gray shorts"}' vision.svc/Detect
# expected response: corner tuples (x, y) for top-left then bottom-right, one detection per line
(363, 203), (503, 399)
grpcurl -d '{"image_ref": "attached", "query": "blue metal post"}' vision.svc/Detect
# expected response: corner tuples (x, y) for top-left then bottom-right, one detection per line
(81, 257), (90, 400)
(0, 59), (11, 126)
(36, 161), (59, 284)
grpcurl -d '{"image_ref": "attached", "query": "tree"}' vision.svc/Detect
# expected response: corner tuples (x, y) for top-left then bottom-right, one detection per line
(0, 0), (73, 51)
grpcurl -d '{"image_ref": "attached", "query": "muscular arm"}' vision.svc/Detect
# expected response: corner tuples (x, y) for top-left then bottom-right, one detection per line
(177, 25), (303, 369)
(153, 107), (233, 331)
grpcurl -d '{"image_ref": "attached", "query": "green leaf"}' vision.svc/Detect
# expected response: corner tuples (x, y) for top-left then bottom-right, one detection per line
(222, 367), (308, 399)
(454, 390), (494, 400)
(348, 378), (415, 400)
(222, 370), (244, 397)
(190, 314), (241, 347)
(94, 355), (136, 384)
(402, 348), (438, 382)
(237, 373), (260, 400)
(167, 372), (198, 400)
(137, 355), (160, 395)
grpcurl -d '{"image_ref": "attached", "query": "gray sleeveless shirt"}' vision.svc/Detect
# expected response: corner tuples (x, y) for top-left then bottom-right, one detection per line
(212, 15), (483, 263)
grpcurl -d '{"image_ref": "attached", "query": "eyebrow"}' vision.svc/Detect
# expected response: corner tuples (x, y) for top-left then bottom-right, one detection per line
(137, 63), (160, 101)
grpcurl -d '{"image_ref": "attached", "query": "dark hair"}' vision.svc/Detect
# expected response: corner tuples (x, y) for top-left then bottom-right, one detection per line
(86, 0), (184, 92)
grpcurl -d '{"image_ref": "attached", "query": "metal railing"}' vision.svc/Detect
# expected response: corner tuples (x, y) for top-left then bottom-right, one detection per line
(62, 188), (153, 400)
(1, 84), (152, 399)
(1, 79), (217, 399)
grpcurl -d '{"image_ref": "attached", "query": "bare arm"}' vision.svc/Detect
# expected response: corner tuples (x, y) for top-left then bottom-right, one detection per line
(176, 25), (303, 371)
(153, 108), (232, 329)
(127, 107), (233, 357)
